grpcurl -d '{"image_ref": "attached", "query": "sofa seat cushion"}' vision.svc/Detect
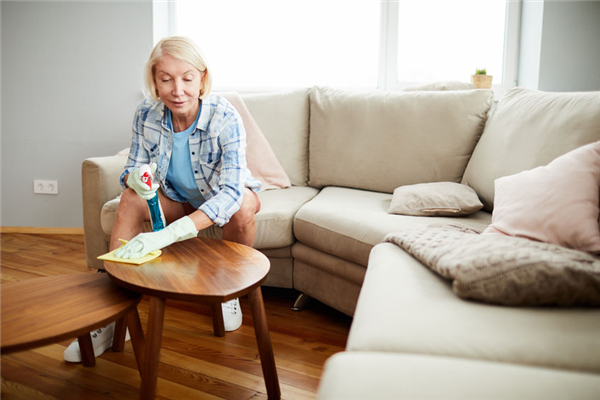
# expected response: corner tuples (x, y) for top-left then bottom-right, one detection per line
(293, 186), (491, 266)
(100, 194), (123, 236)
(292, 243), (366, 316)
(347, 242), (600, 373)
(317, 352), (600, 400)
(100, 186), (319, 250)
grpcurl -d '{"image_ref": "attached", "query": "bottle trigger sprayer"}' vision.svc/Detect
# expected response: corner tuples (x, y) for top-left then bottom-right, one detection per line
(139, 164), (166, 232)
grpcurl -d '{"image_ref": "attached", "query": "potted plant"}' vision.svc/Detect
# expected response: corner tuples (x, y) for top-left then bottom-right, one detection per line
(471, 68), (493, 89)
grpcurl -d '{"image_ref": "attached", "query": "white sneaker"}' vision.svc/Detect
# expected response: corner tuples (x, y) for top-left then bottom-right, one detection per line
(63, 322), (130, 362)
(222, 298), (242, 331)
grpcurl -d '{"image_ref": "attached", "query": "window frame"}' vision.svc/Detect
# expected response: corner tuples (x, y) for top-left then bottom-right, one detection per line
(381, 0), (521, 97)
(156, 0), (521, 96)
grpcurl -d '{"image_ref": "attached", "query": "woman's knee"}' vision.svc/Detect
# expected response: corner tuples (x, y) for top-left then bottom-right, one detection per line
(118, 189), (186, 225)
(229, 206), (254, 229)
(118, 189), (147, 211)
(115, 189), (150, 221)
(228, 191), (258, 228)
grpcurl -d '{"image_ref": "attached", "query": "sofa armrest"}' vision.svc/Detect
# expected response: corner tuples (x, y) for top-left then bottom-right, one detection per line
(82, 156), (126, 270)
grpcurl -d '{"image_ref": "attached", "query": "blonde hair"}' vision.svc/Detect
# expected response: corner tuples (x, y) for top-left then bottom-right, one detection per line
(144, 36), (213, 101)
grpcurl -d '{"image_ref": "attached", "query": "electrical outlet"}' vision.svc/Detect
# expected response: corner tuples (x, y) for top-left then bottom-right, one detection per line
(33, 180), (59, 195)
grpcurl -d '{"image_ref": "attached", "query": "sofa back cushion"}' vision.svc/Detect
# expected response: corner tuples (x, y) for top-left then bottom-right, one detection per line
(308, 87), (493, 193)
(242, 89), (310, 186)
(462, 87), (600, 211)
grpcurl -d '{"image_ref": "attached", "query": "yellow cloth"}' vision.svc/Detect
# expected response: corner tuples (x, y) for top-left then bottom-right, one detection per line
(97, 239), (161, 265)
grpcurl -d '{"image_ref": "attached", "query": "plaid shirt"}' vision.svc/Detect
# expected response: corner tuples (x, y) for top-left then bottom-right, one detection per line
(121, 95), (261, 227)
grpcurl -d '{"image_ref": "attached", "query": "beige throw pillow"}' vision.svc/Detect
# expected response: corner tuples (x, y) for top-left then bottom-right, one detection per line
(389, 182), (483, 216)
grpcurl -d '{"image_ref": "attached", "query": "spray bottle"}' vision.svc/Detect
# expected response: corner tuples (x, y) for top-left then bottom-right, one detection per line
(139, 164), (166, 232)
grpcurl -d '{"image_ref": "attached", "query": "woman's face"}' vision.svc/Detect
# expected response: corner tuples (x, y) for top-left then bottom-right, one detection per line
(154, 54), (203, 118)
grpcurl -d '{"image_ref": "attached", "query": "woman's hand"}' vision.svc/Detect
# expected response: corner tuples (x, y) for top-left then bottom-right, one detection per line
(114, 216), (198, 259)
(127, 163), (159, 200)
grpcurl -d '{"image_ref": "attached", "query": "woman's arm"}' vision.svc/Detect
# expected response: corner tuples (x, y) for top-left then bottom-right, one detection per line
(120, 99), (156, 188)
(197, 107), (250, 227)
(187, 209), (214, 231)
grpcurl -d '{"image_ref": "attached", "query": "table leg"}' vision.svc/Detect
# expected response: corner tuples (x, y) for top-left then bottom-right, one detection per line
(112, 317), (127, 352)
(126, 306), (145, 377)
(140, 296), (166, 400)
(211, 303), (226, 337)
(248, 287), (280, 400)
(77, 333), (96, 367)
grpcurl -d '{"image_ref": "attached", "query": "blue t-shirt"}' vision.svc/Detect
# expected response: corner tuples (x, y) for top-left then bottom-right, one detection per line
(166, 105), (205, 208)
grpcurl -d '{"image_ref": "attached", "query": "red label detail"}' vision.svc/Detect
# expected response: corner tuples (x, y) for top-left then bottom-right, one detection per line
(141, 172), (152, 188)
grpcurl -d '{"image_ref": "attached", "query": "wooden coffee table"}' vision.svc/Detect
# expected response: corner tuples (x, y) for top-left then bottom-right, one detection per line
(104, 238), (280, 400)
(1, 273), (142, 367)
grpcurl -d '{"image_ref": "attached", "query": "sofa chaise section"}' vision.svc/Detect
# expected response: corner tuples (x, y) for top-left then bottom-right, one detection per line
(351, 242), (600, 373)
(316, 87), (600, 399)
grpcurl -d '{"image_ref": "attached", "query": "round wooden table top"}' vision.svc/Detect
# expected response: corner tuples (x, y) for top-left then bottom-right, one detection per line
(1, 273), (141, 354)
(104, 238), (271, 303)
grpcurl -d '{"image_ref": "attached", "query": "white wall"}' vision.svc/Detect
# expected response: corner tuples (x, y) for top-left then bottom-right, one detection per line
(1, 1), (152, 228)
(1, 1), (599, 229)
(518, 0), (600, 91)
(538, 0), (600, 91)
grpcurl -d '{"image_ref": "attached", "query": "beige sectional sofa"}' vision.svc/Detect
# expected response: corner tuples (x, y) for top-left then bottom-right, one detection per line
(83, 86), (493, 313)
(82, 86), (600, 398)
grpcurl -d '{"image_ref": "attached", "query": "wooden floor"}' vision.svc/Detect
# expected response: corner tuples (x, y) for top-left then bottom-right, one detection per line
(0, 233), (352, 399)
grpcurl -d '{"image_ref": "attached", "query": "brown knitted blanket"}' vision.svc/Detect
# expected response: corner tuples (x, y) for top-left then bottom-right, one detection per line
(384, 224), (600, 306)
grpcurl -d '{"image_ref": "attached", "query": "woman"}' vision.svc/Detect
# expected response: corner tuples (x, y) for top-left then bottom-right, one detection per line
(64, 36), (261, 362)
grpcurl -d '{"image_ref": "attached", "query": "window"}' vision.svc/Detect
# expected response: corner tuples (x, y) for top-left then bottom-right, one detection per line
(157, 0), (519, 95)
(382, 0), (520, 96)
(397, 1), (506, 83)
(173, 1), (380, 90)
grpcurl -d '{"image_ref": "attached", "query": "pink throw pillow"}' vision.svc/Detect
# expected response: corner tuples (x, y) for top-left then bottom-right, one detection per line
(483, 141), (600, 253)
(220, 92), (291, 191)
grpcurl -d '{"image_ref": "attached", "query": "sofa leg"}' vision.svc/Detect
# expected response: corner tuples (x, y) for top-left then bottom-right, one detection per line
(291, 293), (311, 311)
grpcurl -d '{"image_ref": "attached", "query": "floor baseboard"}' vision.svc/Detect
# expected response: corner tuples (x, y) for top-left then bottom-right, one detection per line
(0, 226), (84, 235)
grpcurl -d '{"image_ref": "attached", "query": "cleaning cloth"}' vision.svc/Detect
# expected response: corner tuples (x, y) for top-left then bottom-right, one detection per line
(97, 239), (161, 265)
